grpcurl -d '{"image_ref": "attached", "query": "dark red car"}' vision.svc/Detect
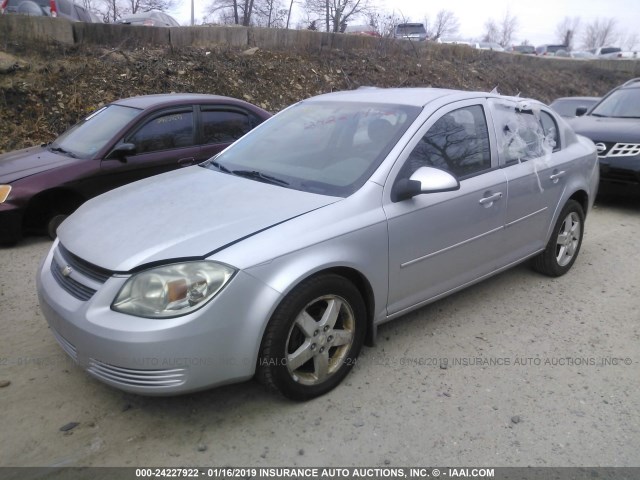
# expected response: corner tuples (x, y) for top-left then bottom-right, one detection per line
(0, 94), (271, 244)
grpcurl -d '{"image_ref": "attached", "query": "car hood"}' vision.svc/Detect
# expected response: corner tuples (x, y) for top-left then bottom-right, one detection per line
(568, 116), (640, 144)
(58, 167), (340, 272)
(0, 146), (76, 183)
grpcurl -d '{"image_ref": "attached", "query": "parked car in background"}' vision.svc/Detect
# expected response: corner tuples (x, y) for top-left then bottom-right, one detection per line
(88, 10), (103, 22)
(0, 94), (271, 244)
(511, 45), (535, 54)
(37, 87), (598, 401)
(475, 42), (504, 52)
(439, 38), (471, 46)
(535, 44), (567, 56)
(568, 78), (640, 193)
(394, 23), (427, 41)
(1, 0), (97, 21)
(118, 10), (180, 27)
(344, 24), (380, 37)
(589, 46), (638, 59)
(550, 96), (600, 117)
(566, 50), (597, 59)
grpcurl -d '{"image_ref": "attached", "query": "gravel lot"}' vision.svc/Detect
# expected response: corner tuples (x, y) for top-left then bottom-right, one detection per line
(0, 195), (638, 468)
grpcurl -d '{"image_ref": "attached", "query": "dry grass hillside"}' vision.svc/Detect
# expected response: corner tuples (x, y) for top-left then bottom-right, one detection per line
(0, 41), (633, 153)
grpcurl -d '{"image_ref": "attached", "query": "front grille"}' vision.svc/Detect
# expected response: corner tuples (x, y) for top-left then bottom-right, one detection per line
(50, 243), (113, 301)
(51, 258), (97, 301)
(57, 244), (112, 283)
(598, 142), (640, 158)
(50, 328), (78, 363)
(608, 143), (640, 157)
(88, 358), (187, 388)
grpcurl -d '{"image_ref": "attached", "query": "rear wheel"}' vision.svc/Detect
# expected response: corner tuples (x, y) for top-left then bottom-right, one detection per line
(257, 274), (366, 401)
(532, 200), (584, 277)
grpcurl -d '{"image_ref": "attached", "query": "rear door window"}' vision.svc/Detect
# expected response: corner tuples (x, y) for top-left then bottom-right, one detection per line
(488, 99), (557, 165)
(200, 109), (253, 144)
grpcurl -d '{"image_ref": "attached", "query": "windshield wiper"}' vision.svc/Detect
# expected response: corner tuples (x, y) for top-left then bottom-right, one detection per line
(232, 169), (289, 186)
(206, 160), (232, 174)
(590, 113), (608, 118)
(48, 146), (78, 158)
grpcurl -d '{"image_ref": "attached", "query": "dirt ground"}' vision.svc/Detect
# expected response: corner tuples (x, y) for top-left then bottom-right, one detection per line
(0, 195), (639, 467)
(0, 42), (633, 153)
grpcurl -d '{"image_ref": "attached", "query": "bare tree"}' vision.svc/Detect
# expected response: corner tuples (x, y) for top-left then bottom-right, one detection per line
(367, 10), (402, 37)
(126, 0), (175, 14)
(424, 9), (459, 41)
(581, 17), (618, 49)
(482, 19), (499, 43)
(102, 0), (126, 21)
(253, 0), (288, 27)
(204, 0), (257, 25)
(285, 0), (295, 28)
(555, 16), (580, 50)
(482, 11), (518, 47)
(498, 10), (517, 47)
(303, 0), (372, 33)
(623, 32), (639, 50)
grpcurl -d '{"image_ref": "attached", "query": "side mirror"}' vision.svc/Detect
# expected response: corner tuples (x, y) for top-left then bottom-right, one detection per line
(107, 143), (136, 161)
(393, 166), (460, 202)
(575, 107), (588, 117)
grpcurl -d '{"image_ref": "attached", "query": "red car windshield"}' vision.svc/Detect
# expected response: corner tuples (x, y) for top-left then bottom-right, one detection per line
(50, 104), (141, 159)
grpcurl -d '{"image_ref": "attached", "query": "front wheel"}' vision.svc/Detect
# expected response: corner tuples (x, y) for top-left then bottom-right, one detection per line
(532, 200), (584, 277)
(257, 274), (366, 401)
(47, 214), (68, 240)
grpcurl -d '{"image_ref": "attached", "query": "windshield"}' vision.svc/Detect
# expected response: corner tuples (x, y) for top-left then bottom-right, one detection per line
(202, 101), (420, 197)
(51, 104), (141, 159)
(590, 89), (640, 118)
(396, 24), (426, 35)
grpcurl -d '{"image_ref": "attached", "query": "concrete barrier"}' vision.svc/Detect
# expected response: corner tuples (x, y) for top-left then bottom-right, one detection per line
(170, 26), (248, 49)
(0, 14), (74, 45)
(74, 21), (171, 46)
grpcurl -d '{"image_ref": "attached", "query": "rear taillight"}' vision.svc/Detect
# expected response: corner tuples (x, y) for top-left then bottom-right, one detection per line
(49, 0), (57, 16)
(143, 18), (154, 26)
(0, 0), (8, 14)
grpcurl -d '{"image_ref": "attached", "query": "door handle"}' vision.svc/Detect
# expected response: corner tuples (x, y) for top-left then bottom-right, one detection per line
(549, 170), (566, 183)
(179, 157), (196, 166)
(479, 192), (503, 206)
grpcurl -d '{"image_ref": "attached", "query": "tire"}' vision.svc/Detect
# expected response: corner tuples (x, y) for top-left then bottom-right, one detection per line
(47, 214), (68, 240)
(257, 274), (366, 401)
(532, 200), (584, 277)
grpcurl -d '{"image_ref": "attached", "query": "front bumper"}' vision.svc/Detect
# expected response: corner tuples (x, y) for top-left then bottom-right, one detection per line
(599, 155), (640, 187)
(0, 203), (23, 245)
(37, 241), (282, 395)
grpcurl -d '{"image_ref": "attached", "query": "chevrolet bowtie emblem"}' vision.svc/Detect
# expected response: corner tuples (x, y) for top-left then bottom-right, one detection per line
(61, 265), (73, 277)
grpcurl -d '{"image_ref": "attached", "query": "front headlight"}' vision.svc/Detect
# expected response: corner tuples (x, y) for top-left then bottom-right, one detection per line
(112, 261), (236, 319)
(0, 185), (11, 204)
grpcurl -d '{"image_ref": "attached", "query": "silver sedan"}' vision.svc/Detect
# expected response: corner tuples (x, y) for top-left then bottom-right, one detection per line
(37, 88), (599, 400)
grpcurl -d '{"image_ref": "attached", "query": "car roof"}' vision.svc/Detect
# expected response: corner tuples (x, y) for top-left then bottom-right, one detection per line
(552, 97), (600, 102)
(304, 87), (518, 108)
(620, 78), (640, 89)
(112, 93), (251, 109)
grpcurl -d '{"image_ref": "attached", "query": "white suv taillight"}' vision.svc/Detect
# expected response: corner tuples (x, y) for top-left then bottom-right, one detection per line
(49, 0), (57, 16)
(0, 0), (8, 14)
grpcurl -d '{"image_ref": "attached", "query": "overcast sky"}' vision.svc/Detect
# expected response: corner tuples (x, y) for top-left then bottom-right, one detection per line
(171, 0), (639, 48)
(389, 0), (639, 46)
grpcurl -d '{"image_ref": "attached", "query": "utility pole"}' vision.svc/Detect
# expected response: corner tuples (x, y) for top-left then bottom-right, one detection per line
(191, 0), (195, 25)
